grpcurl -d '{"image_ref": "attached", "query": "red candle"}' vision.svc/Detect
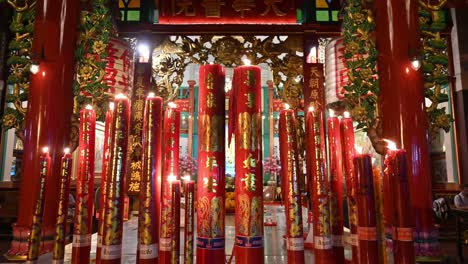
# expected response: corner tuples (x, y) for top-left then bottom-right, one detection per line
(340, 111), (359, 262)
(96, 102), (114, 263)
(354, 153), (378, 264)
(307, 107), (334, 263)
(53, 148), (73, 262)
(101, 94), (130, 264)
(184, 179), (195, 264)
(230, 62), (264, 263)
(327, 109), (344, 262)
(72, 104), (96, 264)
(384, 141), (415, 264)
(160, 102), (181, 264)
(279, 106), (305, 264)
(27, 147), (51, 261)
(196, 64), (226, 264)
(138, 94), (163, 263)
(171, 179), (181, 263)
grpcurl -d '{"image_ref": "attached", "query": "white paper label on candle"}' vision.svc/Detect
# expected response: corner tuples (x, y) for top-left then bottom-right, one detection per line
(72, 234), (91, 247)
(286, 237), (304, 251)
(97, 234), (102, 247)
(139, 243), (158, 259)
(314, 236), (333, 249)
(159, 238), (172, 251)
(332, 235), (343, 247)
(101, 244), (122, 260)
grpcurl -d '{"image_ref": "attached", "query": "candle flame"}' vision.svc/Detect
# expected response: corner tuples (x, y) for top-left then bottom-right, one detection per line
(42, 146), (49, 153)
(383, 139), (397, 151)
(168, 101), (177, 108)
(284, 103), (290, 110)
(344, 111), (350, 118)
(308, 106), (315, 112)
(148, 92), (155, 98)
(168, 174), (177, 183)
(109, 102), (115, 111)
(64, 147), (70, 154)
(329, 109), (335, 117)
(372, 157), (376, 164)
(243, 58), (251, 66)
(85, 104), (93, 110)
(182, 175), (191, 181)
(355, 145), (363, 154)
(115, 93), (127, 99)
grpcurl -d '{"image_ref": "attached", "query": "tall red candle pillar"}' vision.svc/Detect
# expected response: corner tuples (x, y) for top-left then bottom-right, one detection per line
(327, 110), (344, 262)
(27, 147), (51, 261)
(375, 0), (438, 255)
(384, 142), (415, 263)
(354, 154), (378, 264)
(184, 179), (195, 264)
(340, 112), (359, 262)
(7, 0), (80, 258)
(138, 94), (163, 263)
(53, 148), (73, 263)
(229, 62), (264, 263)
(96, 103), (115, 263)
(171, 180), (181, 263)
(196, 64), (226, 264)
(306, 107), (334, 263)
(101, 95), (130, 264)
(72, 105), (96, 263)
(160, 103), (181, 264)
(279, 107), (305, 264)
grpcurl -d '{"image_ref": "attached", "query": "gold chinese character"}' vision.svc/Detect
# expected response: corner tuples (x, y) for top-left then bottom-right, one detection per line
(202, 0), (225, 18)
(244, 70), (257, 87)
(207, 92), (216, 108)
(128, 182), (140, 192)
(242, 153), (256, 169)
(245, 93), (254, 109)
(175, 0), (196, 16)
(232, 0), (256, 17)
(131, 171), (141, 181)
(310, 67), (320, 78)
(309, 78), (319, 89)
(134, 123), (143, 135)
(310, 89), (319, 100)
(131, 161), (142, 170)
(206, 156), (218, 169)
(134, 99), (144, 113)
(134, 109), (143, 122)
(261, 0), (286, 16)
(206, 73), (214, 90)
(135, 88), (145, 98)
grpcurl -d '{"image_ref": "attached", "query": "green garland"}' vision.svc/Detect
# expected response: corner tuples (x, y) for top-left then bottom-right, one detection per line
(342, 0), (379, 132)
(74, 0), (112, 120)
(1, 0), (36, 141)
(419, 3), (452, 137)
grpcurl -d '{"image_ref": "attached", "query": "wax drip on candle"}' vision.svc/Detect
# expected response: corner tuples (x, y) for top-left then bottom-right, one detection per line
(147, 92), (156, 98)
(109, 102), (115, 111)
(168, 102), (177, 108)
(64, 148), (70, 154)
(115, 93), (127, 99)
(85, 104), (93, 110)
(42, 146), (49, 153)
(344, 111), (351, 118)
(383, 139), (397, 151)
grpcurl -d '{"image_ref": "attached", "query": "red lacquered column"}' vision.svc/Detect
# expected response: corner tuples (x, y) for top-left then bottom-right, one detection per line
(375, 0), (438, 255)
(101, 95), (130, 264)
(354, 154), (378, 264)
(230, 63), (264, 264)
(327, 110), (344, 262)
(96, 103), (114, 263)
(196, 64), (226, 264)
(340, 112), (359, 263)
(160, 103), (181, 264)
(72, 105), (96, 264)
(384, 143), (415, 263)
(279, 107), (305, 264)
(8, 0), (80, 258)
(137, 94), (163, 263)
(308, 107), (334, 263)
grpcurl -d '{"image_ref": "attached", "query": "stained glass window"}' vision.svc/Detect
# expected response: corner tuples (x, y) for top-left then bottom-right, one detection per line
(313, 0), (340, 23)
(119, 0), (141, 22)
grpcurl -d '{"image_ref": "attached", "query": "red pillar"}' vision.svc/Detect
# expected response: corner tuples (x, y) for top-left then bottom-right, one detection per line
(7, 0), (80, 259)
(375, 0), (438, 255)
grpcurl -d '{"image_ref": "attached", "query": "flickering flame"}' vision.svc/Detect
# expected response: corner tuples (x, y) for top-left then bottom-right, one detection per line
(64, 148), (70, 154)
(383, 139), (397, 151)
(308, 106), (315, 112)
(355, 145), (363, 154)
(148, 92), (155, 98)
(168, 174), (177, 183)
(284, 103), (290, 110)
(405, 67), (410, 74)
(30, 64), (40, 74)
(329, 109), (335, 117)
(115, 93), (127, 99)
(85, 104), (93, 110)
(372, 157), (376, 164)
(243, 58), (251, 66)
(109, 102), (115, 111)
(42, 146), (49, 153)
(168, 102), (177, 108)
(182, 175), (191, 181)
(344, 111), (350, 118)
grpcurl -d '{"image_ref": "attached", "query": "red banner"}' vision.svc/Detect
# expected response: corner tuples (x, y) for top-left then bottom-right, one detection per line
(174, 98), (190, 112)
(303, 63), (325, 111)
(104, 38), (134, 97)
(159, 0), (297, 24)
